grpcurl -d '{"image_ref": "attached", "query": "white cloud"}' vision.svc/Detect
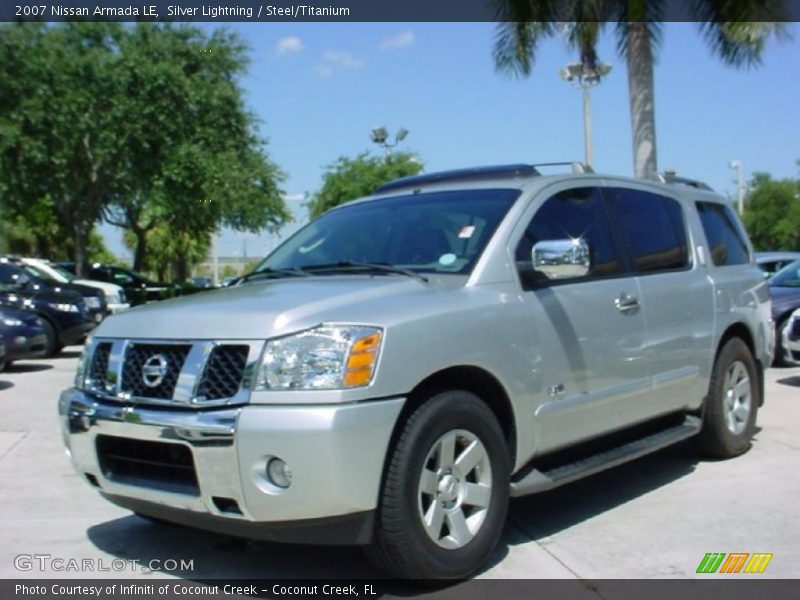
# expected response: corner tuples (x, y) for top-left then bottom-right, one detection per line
(380, 30), (415, 50)
(276, 36), (304, 55)
(322, 49), (364, 70)
(313, 64), (334, 78)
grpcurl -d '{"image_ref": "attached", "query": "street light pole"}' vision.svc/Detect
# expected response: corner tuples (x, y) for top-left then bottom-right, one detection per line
(729, 160), (744, 216)
(559, 61), (612, 169)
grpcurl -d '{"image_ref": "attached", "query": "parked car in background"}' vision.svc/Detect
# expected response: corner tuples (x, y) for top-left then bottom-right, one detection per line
(0, 258), (107, 323)
(0, 340), (5, 373)
(769, 259), (800, 365)
(780, 308), (800, 366)
(0, 285), (94, 356)
(188, 277), (215, 289)
(20, 258), (129, 314)
(58, 262), (171, 305)
(755, 252), (800, 278)
(0, 306), (48, 366)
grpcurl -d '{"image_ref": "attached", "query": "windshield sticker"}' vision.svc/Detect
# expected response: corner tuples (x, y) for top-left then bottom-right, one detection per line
(458, 225), (475, 239)
(439, 253), (457, 266)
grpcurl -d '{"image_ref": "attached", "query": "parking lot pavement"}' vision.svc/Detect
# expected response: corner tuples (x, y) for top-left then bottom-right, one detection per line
(0, 352), (798, 580)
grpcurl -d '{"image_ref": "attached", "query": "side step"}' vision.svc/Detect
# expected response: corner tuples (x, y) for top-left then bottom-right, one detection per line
(509, 415), (702, 498)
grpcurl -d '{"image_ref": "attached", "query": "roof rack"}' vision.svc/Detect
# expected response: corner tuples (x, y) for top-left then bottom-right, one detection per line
(652, 170), (713, 191)
(374, 161), (593, 194)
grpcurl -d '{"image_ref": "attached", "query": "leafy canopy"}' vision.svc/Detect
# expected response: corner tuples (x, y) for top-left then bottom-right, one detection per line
(307, 152), (423, 219)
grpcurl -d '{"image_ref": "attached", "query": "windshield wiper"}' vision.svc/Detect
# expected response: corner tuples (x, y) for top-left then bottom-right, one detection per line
(301, 261), (429, 283)
(240, 267), (313, 282)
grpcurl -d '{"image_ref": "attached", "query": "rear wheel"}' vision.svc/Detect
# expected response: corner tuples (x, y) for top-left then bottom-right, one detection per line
(699, 338), (759, 458)
(772, 316), (789, 367)
(366, 390), (509, 579)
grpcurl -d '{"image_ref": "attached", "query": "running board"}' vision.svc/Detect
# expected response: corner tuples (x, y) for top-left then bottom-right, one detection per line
(509, 415), (702, 498)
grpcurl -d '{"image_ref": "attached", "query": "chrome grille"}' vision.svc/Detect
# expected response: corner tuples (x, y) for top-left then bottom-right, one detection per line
(88, 342), (112, 392)
(85, 338), (262, 406)
(197, 345), (249, 400)
(120, 343), (191, 399)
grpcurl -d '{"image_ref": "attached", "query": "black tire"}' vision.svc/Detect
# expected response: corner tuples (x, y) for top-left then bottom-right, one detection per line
(772, 316), (789, 367)
(0, 358), (5, 373)
(40, 319), (59, 357)
(699, 338), (759, 459)
(366, 390), (510, 580)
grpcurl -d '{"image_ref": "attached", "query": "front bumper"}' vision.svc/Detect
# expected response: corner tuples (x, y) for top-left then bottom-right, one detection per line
(3, 332), (47, 361)
(59, 389), (404, 544)
(106, 303), (130, 315)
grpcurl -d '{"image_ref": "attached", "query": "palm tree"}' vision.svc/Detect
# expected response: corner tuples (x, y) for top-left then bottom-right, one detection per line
(492, 1), (787, 178)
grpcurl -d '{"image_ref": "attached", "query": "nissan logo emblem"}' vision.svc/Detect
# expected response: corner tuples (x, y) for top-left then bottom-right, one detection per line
(141, 354), (169, 388)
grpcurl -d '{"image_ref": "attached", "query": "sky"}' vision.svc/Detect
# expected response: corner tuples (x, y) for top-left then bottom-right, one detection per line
(101, 22), (800, 263)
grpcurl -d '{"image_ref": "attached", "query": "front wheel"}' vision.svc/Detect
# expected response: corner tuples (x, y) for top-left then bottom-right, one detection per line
(366, 391), (509, 579)
(698, 338), (759, 459)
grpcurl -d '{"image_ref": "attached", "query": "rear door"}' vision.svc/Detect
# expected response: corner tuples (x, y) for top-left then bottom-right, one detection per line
(606, 186), (713, 412)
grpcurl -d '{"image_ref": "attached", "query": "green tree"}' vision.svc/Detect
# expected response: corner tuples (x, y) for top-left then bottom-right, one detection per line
(742, 173), (800, 251)
(0, 23), (129, 274)
(105, 24), (289, 273)
(307, 152), (423, 219)
(0, 23), (289, 276)
(492, 3), (786, 177)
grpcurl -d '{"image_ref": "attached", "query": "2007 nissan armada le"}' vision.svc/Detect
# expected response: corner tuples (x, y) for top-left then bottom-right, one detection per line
(60, 163), (773, 579)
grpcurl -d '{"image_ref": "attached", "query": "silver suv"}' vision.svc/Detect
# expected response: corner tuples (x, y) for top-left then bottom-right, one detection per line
(59, 163), (773, 579)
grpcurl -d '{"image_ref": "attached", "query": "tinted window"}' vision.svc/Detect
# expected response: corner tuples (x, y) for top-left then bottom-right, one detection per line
(696, 202), (750, 266)
(0, 264), (27, 285)
(261, 189), (520, 275)
(515, 187), (620, 287)
(611, 188), (689, 273)
(770, 259), (800, 288)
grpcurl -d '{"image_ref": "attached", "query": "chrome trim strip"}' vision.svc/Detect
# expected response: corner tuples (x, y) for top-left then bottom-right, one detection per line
(175, 341), (215, 404)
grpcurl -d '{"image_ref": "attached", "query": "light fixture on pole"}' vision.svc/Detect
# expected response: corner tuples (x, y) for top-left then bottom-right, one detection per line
(558, 61), (612, 169)
(370, 126), (409, 157)
(729, 160), (745, 215)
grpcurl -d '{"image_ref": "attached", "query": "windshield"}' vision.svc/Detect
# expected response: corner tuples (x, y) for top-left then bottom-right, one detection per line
(256, 189), (520, 277)
(770, 259), (800, 288)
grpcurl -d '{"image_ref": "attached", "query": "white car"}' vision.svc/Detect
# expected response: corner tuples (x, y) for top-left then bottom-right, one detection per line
(20, 258), (130, 315)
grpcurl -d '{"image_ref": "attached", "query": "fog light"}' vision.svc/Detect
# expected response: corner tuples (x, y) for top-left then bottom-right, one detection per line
(266, 457), (292, 489)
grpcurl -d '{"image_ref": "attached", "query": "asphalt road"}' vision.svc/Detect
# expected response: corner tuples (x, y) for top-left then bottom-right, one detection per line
(0, 350), (798, 581)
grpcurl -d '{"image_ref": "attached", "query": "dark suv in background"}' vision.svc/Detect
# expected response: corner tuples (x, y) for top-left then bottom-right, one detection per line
(0, 258), (107, 323)
(58, 262), (171, 305)
(0, 283), (95, 356)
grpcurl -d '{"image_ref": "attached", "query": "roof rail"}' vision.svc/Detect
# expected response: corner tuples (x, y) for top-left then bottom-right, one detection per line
(531, 161), (594, 174)
(652, 170), (713, 191)
(374, 161), (592, 194)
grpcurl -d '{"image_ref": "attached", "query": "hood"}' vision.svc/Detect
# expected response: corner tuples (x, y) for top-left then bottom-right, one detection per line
(96, 275), (457, 340)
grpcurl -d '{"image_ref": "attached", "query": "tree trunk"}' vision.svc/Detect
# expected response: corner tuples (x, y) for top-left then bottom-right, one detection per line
(72, 223), (87, 278)
(626, 22), (658, 179)
(132, 227), (148, 273)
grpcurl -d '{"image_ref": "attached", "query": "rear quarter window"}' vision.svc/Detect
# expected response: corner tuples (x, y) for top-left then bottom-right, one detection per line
(695, 201), (750, 266)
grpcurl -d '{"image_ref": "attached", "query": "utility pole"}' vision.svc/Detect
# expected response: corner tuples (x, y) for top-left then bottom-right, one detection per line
(729, 160), (745, 215)
(559, 61), (612, 169)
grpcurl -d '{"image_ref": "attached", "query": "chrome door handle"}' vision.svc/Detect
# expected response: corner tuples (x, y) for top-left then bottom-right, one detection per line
(614, 293), (639, 312)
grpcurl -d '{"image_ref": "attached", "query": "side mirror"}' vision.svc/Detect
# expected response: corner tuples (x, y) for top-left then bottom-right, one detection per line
(532, 239), (591, 280)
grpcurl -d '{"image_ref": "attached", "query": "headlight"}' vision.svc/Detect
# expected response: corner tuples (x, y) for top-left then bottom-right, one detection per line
(48, 303), (79, 313)
(255, 325), (383, 391)
(2, 317), (23, 327)
(85, 297), (101, 309)
(107, 292), (120, 304)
